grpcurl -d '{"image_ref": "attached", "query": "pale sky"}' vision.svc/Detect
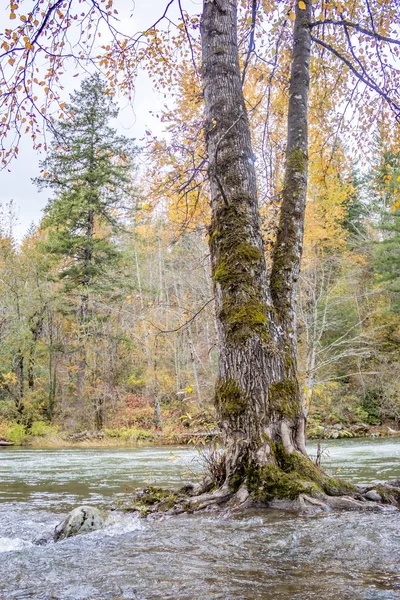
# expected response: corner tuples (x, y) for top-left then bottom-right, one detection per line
(0, 0), (201, 239)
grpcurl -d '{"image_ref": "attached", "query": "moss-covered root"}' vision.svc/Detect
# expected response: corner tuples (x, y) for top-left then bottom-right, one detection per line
(243, 449), (400, 512)
(123, 481), (228, 517)
(122, 457), (400, 517)
(124, 486), (184, 516)
(244, 450), (356, 505)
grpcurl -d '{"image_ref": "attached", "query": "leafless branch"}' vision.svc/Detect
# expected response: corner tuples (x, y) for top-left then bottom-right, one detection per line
(310, 35), (400, 118)
(241, 0), (258, 86)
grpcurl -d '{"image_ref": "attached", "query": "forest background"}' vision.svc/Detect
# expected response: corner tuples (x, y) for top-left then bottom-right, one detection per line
(0, 0), (399, 446)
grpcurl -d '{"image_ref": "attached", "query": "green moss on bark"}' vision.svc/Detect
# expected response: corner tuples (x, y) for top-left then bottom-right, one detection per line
(246, 463), (311, 500)
(268, 378), (298, 419)
(215, 378), (246, 418)
(211, 205), (270, 344)
(242, 443), (356, 501)
(220, 297), (269, 343)
(270, 148), (307, 323)
(133, 486), (180, 512)
(286, 147), (307, 172)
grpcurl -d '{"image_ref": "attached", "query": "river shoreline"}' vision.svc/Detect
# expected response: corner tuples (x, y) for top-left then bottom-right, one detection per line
(4, 424), (398, 449)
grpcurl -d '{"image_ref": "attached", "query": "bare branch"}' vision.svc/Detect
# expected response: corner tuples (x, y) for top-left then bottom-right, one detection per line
(309, 19), (400, 46)
(241, 0), (258, 86)
(310, 35), (400, 117)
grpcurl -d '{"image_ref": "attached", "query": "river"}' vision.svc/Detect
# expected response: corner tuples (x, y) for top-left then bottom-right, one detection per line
(0, 438), (399, 599)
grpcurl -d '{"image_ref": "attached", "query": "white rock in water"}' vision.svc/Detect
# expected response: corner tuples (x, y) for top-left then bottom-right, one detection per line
(236, 485), (250, 504)
(54, 506), (106, 541)
(365, 489), (382, 503)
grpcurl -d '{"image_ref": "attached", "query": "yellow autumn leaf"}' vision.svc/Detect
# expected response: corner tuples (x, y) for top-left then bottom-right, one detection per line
(9, 12), (16, 19)
(298, 1), (306, 9)
(288, 10), (295, 21)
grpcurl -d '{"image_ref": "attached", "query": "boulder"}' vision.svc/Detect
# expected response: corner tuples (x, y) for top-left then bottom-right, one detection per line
(364, 489), (382, 502)
(54, 506), (106, 541)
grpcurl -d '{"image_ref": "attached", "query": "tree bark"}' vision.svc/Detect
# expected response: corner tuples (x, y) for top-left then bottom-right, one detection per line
(270, 0), (312, 454)
(15, 349), (24, 416)
(202, 0), (311, 487)
(28, 311), (45, 390)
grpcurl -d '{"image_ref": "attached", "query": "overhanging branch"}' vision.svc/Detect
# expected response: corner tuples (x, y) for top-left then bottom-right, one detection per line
(310, 35), (400, 118)
(309, 19), (400, 47)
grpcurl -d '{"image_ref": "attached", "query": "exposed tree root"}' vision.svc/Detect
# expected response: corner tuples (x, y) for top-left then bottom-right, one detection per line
(124, 449), (400, 518)
(125, 477), (400, 518)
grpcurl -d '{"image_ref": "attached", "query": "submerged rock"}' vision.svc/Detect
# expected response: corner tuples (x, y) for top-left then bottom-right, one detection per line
(54, 506), (106, 541)
(33, 531), (54, 546)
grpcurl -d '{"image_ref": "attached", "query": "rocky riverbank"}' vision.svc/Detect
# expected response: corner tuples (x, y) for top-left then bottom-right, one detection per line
(307, 422), (400, 440)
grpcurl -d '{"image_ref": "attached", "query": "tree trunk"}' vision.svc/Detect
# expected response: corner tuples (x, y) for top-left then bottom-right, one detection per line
(15, 349), (24, 416)
(202, 0), (311, 488)
(28, 312), (44, 390)
(270, 0), (311, 451)
(134, 233), (163, 429)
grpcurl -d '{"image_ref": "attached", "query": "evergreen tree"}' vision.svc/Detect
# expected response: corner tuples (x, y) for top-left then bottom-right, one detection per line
(36, 73), (136, 319)
(35, 74), (137, 425)
(342, 169), (371, 244)
(376, 210), (400, 312)
(374, 152), (400, 313)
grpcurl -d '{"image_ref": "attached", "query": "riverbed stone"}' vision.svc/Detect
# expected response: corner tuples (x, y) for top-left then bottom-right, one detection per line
(54, 506), (106, 541)
(364, 489), (382, 502)
(33, 531), (54, 546)
(236, 485), (250, 504)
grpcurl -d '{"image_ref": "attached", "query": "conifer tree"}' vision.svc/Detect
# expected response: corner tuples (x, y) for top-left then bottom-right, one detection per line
(376, 212), (400, 313)
(36, 73), (136, 319)
(373, 152), (400, 313)
(36, 74), (136, 422)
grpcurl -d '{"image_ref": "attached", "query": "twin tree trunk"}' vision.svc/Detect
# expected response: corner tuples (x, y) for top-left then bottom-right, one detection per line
(202, 0), (311, 483)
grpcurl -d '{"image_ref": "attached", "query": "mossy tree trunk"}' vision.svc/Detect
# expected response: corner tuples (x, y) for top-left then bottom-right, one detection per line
(270, 0), (312, 453)
(201, 0), (311, 488)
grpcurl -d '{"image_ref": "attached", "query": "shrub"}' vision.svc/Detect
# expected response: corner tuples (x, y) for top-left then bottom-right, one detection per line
(109, 395), (156, 429)
(361, 388), (382, 425)
(8, 423), (27, 445)
(29, 421), (58, 437)
(356, 406), (370, 423)
(104, 426), (154, 442)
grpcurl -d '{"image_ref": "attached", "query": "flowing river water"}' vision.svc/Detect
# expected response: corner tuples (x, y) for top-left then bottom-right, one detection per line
(0, 438), (399, 600)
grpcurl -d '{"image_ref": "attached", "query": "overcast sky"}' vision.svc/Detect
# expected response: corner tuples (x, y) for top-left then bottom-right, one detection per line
(0, 0), (201, 240)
